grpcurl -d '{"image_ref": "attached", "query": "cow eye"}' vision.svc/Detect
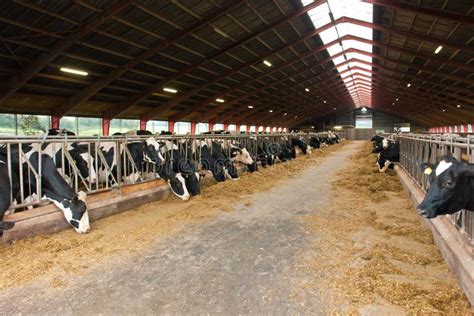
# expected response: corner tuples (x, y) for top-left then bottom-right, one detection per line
(442, 180), (454, 188)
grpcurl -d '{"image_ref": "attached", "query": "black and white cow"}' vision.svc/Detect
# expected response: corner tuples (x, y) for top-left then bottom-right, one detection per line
(3, 144), (90, 233)
(210, 141), (239, 180)
(159, 140), (200, 197)
(376, 141), (400, 172)
(291, 138), (308, 155)
(419, 156), (474, 219)
(197, 141), (227, 182)
(309, 136), (321, 149)
(0, 155), (17, 235)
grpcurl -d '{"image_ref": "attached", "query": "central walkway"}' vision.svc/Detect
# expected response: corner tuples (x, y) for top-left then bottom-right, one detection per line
(0, 142), (363, 314)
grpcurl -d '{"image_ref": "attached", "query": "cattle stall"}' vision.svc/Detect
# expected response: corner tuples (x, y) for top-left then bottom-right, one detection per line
(398, 134), (473, 246)
(0, 132), (332, 241)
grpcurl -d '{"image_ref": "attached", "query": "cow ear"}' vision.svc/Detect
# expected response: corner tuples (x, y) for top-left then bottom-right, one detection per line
(421, 162), (435, 175)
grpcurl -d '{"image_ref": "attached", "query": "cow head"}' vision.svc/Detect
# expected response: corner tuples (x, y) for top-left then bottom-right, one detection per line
(184, 171), (201, 196)
(231, 147), (254, 165)
(224, 160), (239, 180)
(55, 191), (90, 233)
(158, 161), (190, 200)
(144, 137), (163, 164)
(418, 156), (474, 218)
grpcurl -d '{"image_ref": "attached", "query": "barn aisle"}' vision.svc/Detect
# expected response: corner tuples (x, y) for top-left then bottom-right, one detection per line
(0, 142), (363, 314)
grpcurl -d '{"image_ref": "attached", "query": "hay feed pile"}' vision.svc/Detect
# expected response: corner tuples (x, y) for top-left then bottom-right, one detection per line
(299, 141), (472, 314)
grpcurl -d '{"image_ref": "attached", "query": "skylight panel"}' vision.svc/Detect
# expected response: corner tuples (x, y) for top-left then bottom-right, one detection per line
(302, 0), (374, 107)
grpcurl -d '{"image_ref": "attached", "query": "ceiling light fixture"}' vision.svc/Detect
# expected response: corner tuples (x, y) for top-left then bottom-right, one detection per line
(60, 67), (88, 76)
(434, 45), (443, 54)
(457, 104), (461, 108)
(305, 88), (309, 92)
(407, 83), (411, 88)
(396, 98), (399, 101)
(442, 109), (446, 112)
(248, 105), (254, 109)
(263, 60), (272, 67)
(215, 98), (225, 103)
(269, 109), (273, 113)
(163, 87), (178, 93)
(323, 100), (327, 103)
(283, 113), (287, 116)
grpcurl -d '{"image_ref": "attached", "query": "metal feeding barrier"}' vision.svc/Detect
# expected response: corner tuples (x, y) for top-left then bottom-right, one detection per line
(0, 132), (330, 215)
(397, 133), (474, 247)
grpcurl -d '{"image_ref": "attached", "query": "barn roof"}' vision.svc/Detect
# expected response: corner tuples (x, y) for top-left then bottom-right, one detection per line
(0, 0), (472, 128)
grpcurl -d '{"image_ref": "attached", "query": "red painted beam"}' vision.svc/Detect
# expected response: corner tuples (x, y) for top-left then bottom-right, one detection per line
(102, 116), (110, 136)
(168, 119), (175, 133)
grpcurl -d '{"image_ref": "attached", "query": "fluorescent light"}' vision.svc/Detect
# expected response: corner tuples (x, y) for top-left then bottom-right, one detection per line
(457, 104), (461, 108)
(263, 60), (272, 67)
(215, 98), (225, 103)
(269, 109), (273, 113)
(333, 107), (336, 110)
(60, 67), (88, 76)
(213, 27), (228, 38)
(434, 45), (443, 54)
(396, 98), (399, 101)
(311, 126), (315, 128)
(283, 113), (287, 116)
(248, 105), (254, 109)
(163, 87), (177, 93)
(392, 103), (395, 105)
(407, 83), (411, 87)
(442, 109), (446, 112)
(323, 100), (327, 103)
(305, 88), (310, 92)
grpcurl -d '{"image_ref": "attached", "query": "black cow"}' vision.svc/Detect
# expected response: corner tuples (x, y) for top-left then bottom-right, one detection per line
(418, 156), (474, 219)
(47, 128), (76, 136)
(211, 141), (239, 180)
(291, 138), (308, 155)
(309, 137), (321, 149)
(376, 141), (400, 172)
(197, 141), (226, 182)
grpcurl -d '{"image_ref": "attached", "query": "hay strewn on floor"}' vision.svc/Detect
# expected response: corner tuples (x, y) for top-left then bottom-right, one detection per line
(0, 143), (345, 290)
(299, 141), (472, 314)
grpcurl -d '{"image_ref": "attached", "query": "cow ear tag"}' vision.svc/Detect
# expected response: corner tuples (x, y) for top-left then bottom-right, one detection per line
(424, 167), (432, 175)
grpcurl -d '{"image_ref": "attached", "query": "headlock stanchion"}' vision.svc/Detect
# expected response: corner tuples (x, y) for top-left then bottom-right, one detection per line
(0, 132), (332, 216)
(397, 133), (474, 248)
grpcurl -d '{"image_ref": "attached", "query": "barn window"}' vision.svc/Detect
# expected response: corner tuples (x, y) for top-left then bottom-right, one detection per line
(175, 122), (191, 134)
(228, 124), (236, 131)
(110, 119), (139, 134)
(196, 123), (208, 134)
(239, 125), (247, 132)
(355, 115), (373, 129)
(146, 120), (168, 133)
(78, 117), (101, 136)
(214, 123), (224, 130)
(0, 113), (17, 135)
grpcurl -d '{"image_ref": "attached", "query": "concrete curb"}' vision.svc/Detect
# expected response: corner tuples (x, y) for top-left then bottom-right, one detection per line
(395, 165), (474, 305)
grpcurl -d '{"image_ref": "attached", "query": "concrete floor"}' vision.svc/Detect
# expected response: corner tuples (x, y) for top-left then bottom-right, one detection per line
(0, 142), (362, 315)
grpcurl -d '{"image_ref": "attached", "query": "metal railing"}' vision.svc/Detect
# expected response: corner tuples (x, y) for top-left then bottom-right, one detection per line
(398, 133), (474, 247)
(1, 132), (330, 215)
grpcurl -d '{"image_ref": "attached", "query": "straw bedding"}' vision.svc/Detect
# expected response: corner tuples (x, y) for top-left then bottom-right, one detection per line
(0, 143), (344, 290)
(298, 141), (472, 314)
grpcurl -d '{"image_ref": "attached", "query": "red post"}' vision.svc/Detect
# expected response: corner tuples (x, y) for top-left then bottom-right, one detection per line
(102, 116), (110, 136)
(139, 116), (147, 130)
(246, 125), (251, 133)
(168, 119), (175, 133)
(223, 124), (228, 131)
(236, 125), (241, 132)
(209, 121), (214, 132)
(191, 122), (196, 135)
(51, 115), (60, 129)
